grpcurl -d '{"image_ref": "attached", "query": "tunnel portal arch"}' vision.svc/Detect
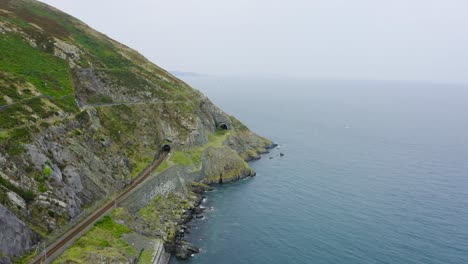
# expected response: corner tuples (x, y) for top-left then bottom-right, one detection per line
(162, 144), (171, 152)
(217, 123), (228, 130)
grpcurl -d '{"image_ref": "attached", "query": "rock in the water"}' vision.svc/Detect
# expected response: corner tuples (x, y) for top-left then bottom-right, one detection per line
(280, 153), (285, 156)
(175, 241), (199, 259)
(194, 207), (205, 214)
(191, 182), (214, 194)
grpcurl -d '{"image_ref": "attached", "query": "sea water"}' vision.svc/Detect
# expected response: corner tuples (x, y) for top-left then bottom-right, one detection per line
(172, 78), (468, 264)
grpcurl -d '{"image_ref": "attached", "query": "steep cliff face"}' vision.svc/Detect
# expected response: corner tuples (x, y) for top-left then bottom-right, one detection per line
(0, 204), (40, 264)
(0, 0), (272, 262)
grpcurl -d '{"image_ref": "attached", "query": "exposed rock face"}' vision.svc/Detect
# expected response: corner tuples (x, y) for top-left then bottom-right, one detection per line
(0, 0), (273, 262)
(175, 241), (199, 260)
(191, 182), (214, 194)
(0, 204), (40, 263)
(201, 146), (255, 184)
(120, 166), (196, 213)
(224, 131), (275, 161)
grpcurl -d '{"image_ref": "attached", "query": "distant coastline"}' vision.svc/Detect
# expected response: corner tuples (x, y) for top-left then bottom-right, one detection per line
(170, 71), (210, 78)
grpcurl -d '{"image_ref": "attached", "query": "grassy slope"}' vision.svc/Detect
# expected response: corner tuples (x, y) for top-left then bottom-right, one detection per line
(53, 216), (135, 263)
(54, 192), (194, 263)
(0, 1), (204, 260)
(156, 129), (232, 174)
(0, 0), (198, 158)
(0, 34), (73, 97)
(0, 0), (195, 174)
(0, 0), (271, 262)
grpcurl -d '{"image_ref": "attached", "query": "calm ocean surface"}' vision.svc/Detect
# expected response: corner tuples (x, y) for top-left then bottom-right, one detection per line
(172, 78), (468, 264)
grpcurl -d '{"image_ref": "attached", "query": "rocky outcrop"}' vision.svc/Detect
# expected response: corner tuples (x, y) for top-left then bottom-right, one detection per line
(174, 241), (199, 260)
(201, 146), (255, 184)
(224, 131), (276, 161)
(0, 204), (40, 264)
(120, 166), (197, 213)
(191, 182), (214, 194)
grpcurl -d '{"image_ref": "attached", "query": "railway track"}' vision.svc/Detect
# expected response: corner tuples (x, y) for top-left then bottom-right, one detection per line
(30, 151), (169, 264)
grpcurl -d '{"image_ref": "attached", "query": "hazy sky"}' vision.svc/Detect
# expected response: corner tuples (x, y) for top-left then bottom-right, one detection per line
(39, 0), (468, 83)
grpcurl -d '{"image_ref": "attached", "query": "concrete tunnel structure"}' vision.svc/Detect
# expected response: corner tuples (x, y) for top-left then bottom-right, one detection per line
(162, 144), (171, 152)
(217, 122), (229, 130)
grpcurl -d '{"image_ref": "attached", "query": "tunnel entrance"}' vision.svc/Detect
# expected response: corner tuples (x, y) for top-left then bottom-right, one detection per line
(217, 123), (228, 130)
(162, 144), (171, 152)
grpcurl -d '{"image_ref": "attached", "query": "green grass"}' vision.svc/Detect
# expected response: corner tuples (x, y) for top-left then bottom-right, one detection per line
(96, 105), (165, 178)
(0, 95), (77, 133)
(72, 32), (132, 69)
(0, 34), (74, 98)
(1, 0), (71, 38)
(0, 103), (26, 129)
(94, 216), (131, 236)
(0, 127), (33, 156)
(139, 195), (163, 222)
(53, 95), (79, 113)
(102, 69), (151, 89)
(54, 216), (135, 263)
(210, 128), (229, 142)
(168, 130), (232, 168)
(0, 131), (9, 140)
(155, 160), (171, 173)
(0, 95), (75, 155)
(97, 105), (137, 142)
(131, 155), (152, 178)
(27, 97), (50, 117)
(136, 193), (193, 243)
(1, 0), (133, 69)
(170, 151), (193, 167)
(0, 90), (78, 157)
(191, 182), (212, 190)
(43, 165), (52, 177)
(187, 149), (203, 165)
(230, 116), (249, 131)
(0, 13), (32, 30)
(37, 182), (47, 192)
(0, 72), (32, 103)
(138, 249), (153, 264)
(86, 94), (113, 105)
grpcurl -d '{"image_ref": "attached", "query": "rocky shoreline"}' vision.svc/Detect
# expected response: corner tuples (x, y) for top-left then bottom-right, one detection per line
(167, 182), (213, 260)
(168, 143), (278, 260)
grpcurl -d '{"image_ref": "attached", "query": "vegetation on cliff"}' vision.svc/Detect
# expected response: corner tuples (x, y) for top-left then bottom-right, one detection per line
(53, 216), (134, 263)
(0, 0), (273, 262)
